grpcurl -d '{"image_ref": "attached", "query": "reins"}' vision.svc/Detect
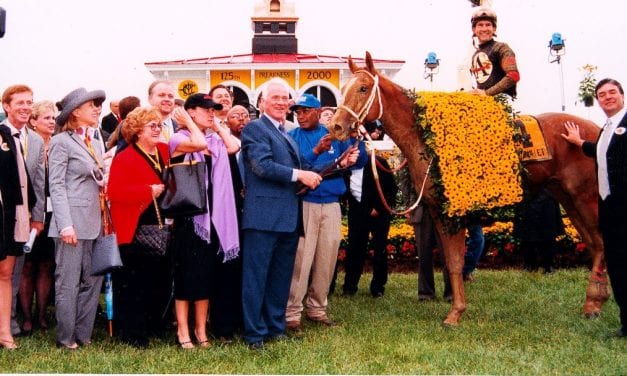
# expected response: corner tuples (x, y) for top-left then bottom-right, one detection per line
(356, 120), (431, 216)
(368, 138), (433, 216)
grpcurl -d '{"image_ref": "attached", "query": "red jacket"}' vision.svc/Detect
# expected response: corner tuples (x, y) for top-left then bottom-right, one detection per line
(107, 143), (169, 245)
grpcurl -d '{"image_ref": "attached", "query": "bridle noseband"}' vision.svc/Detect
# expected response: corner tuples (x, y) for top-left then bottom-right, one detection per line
(338, 69), (384, 129)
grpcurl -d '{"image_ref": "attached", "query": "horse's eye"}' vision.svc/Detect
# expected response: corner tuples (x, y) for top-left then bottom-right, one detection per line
(359, 85), (368, 93)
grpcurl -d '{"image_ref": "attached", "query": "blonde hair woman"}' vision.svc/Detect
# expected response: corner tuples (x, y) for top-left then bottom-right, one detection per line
(18, 101), (57, 335)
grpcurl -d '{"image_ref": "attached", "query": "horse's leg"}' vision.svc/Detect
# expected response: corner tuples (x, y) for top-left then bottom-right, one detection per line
(550, 187), (610, 317)
(434, 220), (467, 326)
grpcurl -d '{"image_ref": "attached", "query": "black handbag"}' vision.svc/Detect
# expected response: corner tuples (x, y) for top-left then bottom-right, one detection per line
(133, 196), (170, 257)
(91, 192), (123, 276)
(159, 156), (207, 217)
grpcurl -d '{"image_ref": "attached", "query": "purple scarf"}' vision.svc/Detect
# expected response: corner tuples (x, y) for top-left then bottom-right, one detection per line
(169, 130), (240, 262)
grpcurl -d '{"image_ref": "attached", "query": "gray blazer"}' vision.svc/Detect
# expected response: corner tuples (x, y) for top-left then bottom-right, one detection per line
(48, 131), (102, 240)
(23, 128), (46, 222)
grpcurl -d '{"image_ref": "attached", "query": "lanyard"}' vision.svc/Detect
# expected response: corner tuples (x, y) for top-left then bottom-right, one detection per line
(83, 134), (103, 170)
(70, 131), (103, 170)
(135, 143), (162, 173)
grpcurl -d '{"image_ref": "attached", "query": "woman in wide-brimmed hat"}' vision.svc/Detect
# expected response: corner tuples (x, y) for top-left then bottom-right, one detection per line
(48, 87), (106, 350)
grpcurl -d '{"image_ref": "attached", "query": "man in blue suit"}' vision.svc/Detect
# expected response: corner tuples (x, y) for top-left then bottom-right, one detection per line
(240, 78), (322, 349)
(562, 78), (627, 338)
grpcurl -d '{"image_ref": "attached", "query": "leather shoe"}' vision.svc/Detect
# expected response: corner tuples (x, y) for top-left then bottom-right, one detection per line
(306, 316), (337, 327)
(248, 341), (264, 350)
(77, 339), (92, 347)
(56, 342), (79, 350)
(286, 320), (303, 334)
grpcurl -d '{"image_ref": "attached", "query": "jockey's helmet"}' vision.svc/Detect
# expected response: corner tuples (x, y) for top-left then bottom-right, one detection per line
(471, 6), (497, 28)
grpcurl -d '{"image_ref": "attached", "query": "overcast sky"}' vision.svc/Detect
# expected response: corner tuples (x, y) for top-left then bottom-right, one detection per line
(0, 0), (624, 124)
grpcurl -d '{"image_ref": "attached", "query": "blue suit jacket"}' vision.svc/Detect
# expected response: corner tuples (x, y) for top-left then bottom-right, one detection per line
(241, 115), (307, 233)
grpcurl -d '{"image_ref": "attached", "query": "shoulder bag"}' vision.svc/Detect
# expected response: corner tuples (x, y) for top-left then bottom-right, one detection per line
(159, 155), (207, 217)
(91, 191), (123, 276)
(133, 195), (170, 257)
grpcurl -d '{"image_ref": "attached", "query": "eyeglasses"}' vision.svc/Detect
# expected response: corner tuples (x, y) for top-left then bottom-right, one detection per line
(145, 122), (163, 131)
(294, 108), (315, 116)
(228, 113), (250, 120)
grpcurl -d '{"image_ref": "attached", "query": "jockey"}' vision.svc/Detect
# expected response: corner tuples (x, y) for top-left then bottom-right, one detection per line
(469, 6), (520, 99)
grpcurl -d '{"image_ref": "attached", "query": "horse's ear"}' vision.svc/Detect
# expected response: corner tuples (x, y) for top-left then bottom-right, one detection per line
(348, 55), (358, 74)
(365, 51), (378, 75)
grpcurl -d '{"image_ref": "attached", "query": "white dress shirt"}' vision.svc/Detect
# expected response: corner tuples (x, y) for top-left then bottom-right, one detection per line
(597, 107), (626, 199)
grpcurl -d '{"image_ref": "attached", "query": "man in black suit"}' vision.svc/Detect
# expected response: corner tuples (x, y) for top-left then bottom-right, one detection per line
(562, 78), (627, 338)
(100, 100), (120, 135)
(342, 122), (398, 298)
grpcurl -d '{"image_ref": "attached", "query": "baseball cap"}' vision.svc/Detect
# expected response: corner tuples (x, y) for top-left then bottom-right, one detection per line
(184, 93), (223, 111)
(289, 94), (321, 111)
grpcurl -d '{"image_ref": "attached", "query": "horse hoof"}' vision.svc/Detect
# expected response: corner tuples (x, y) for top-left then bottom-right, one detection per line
(442, 319), (459, 327)
(584, 311), (601, 319)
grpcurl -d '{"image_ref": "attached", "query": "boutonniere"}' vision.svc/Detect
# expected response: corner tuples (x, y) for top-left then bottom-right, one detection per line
(0, 142), (9, 151)
(615, 127), (626, 135)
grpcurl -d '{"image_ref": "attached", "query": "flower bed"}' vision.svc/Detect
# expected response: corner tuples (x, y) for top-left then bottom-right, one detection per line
(339, 217), (590, 271)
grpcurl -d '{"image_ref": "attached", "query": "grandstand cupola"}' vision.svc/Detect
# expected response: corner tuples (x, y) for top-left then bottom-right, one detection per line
(251, 0), (298, 54)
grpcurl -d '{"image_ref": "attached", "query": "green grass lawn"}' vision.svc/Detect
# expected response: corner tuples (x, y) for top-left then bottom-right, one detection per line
(2, 268), (625, 375)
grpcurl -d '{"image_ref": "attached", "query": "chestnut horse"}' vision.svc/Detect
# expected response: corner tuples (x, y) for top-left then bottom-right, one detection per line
(330, 52), (609, 325)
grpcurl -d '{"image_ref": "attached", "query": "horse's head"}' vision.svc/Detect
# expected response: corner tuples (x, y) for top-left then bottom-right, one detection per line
(330, 51), (383, 141)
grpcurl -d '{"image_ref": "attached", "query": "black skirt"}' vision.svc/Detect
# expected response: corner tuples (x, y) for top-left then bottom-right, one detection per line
(171, 217), (214, 301)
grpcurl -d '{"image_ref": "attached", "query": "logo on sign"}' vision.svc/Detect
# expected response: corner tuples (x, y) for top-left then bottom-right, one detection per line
(178, 80), (199, 99)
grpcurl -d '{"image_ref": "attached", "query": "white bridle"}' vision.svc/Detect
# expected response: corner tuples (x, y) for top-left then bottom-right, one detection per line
(338, 70), (383, 128)
(339, 69), (431, 216)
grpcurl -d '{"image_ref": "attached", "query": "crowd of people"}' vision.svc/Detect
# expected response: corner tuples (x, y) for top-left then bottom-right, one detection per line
(0, 77), (361, 351)
(0, 6), (624, 354)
